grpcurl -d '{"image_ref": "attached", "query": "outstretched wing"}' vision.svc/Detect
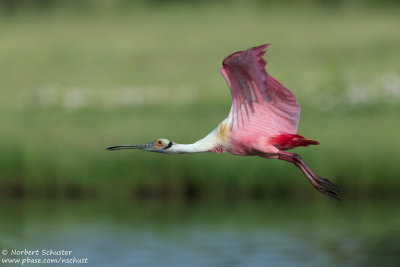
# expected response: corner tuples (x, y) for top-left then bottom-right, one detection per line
(221, 44), (300, 135)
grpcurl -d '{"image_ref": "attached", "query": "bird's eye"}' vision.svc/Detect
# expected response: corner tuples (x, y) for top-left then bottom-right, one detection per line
(157, 140), (162, 145)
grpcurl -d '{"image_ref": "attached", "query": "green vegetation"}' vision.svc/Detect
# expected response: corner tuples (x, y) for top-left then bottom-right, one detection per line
(0, 3), (399, 200)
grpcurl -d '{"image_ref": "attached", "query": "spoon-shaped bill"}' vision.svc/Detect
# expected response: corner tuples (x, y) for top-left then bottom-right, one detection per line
(106, 141), (156, 151)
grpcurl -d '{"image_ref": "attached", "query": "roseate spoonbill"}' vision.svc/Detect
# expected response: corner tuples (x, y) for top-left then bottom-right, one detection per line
(107, 44), (341, 200)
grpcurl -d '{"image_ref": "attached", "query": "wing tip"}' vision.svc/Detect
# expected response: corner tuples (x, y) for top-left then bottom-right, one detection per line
(254, 43), (271, 51)
(222, 43), (271, 68)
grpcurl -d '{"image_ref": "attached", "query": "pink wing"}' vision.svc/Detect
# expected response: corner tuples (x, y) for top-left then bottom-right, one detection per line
(221, 44), (300, 135)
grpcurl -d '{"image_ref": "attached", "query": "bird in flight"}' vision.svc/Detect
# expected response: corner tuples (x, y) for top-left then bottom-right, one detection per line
(107, 44), (341, 200)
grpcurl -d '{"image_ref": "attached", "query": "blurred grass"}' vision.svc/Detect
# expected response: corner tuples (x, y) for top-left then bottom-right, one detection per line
(0, 2), (399, 199)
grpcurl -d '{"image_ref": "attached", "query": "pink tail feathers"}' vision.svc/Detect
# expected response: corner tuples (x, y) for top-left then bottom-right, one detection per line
(269, 133), (320, 151)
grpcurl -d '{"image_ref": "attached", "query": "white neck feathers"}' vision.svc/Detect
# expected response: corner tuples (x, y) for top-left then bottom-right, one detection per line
(167, 120), (229, 154)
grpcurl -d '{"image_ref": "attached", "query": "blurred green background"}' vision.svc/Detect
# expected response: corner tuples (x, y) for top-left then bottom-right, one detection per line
(0, 1), (400, 266)
(1, 0), (399, 200)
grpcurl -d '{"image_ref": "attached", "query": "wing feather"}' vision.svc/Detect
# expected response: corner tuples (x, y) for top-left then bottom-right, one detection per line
(221, 44), (300, 135)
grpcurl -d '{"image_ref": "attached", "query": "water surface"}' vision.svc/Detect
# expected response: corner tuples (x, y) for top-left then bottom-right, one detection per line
(1, 199), (399, 267)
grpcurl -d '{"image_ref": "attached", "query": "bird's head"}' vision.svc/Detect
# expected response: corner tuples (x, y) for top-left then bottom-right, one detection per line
(107, 138), (174, 153)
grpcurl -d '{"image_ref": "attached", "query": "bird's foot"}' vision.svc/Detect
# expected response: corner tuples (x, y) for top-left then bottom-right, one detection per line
(313, 176), (342, 201)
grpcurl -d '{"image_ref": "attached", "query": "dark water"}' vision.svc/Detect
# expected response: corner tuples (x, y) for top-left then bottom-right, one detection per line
(1, 199), (400, 267)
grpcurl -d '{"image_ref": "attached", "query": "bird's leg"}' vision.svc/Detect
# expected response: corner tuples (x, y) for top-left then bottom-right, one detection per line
(277, 153), (318, 187)
(277, 151), (341, 200)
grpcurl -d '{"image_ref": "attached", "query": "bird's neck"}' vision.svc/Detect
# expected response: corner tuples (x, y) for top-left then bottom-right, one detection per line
(169, 143), (210, 154)
(168, 121), (229, 154)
